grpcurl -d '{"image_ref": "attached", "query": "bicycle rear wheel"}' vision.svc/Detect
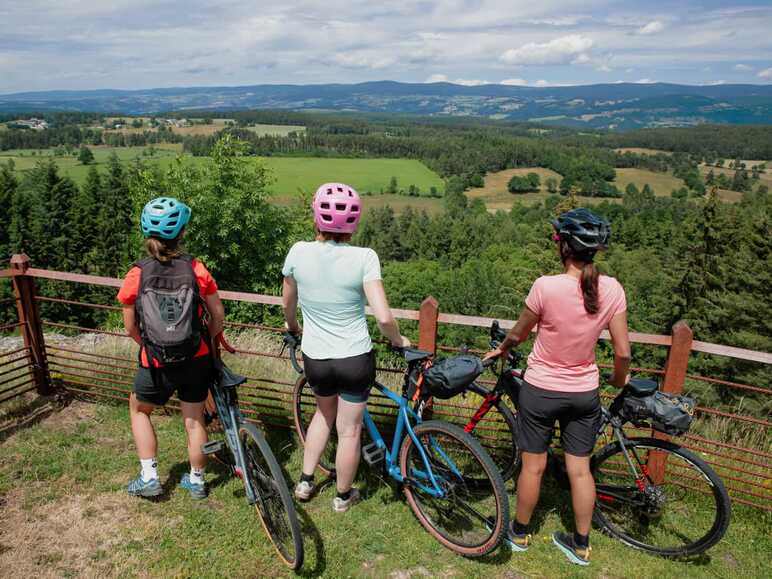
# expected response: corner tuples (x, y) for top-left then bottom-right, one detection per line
(400, 420), (509, 557)
(292, 376), (336, 476)
(591, 437), (731, 558)
(239, 422), (304, 570)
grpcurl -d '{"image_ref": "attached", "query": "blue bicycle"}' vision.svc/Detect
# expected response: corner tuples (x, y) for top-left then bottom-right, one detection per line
(288, 335), (509, 557)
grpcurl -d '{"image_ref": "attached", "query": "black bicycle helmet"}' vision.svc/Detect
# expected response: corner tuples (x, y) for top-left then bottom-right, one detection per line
(551, 208), (610, 255)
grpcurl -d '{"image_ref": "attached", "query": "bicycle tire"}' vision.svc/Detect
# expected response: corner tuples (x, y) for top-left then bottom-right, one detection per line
(399, 420), (509, 557)
(462, 396), (519, 483)
(591, 437), (731, 558)
(239, 422), (305, 570)
(292, 375), (336, 476)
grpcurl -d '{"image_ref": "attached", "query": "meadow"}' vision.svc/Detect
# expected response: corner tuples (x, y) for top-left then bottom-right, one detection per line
(0, 329), (768, 579)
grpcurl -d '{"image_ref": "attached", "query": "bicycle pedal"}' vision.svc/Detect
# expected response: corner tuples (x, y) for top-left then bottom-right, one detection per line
(361, 442), (385, 467)
(201, 440), (225, 455)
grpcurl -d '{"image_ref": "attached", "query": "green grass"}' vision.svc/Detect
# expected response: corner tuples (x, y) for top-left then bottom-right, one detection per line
(613, 168), (686, 197)
(1, 399), (769, 578)
(2, 327), (769, 579)
(242, 124), (306, 137)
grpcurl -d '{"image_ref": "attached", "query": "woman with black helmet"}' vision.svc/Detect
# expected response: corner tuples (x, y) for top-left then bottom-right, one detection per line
(485, 208), (631, 566)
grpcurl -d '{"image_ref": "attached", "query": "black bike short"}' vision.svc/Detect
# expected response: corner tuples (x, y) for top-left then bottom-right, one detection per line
(133, 356), (213, 406)
(517, 380), (602, 457)
(302, 351), (376, 403)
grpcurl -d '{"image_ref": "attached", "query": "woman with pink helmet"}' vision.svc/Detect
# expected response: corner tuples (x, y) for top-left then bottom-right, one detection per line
(282, 182), (410, 512)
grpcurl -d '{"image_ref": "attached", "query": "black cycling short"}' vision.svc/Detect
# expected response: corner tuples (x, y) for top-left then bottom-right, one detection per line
(302, 351), (376, 403)
(133, 356), (213, 406)
(517, 380), (602, 457)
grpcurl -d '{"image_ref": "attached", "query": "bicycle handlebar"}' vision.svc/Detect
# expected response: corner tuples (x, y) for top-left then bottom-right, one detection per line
(282, 332), (304, 375)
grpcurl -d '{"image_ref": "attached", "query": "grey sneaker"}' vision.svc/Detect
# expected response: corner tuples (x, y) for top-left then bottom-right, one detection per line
(332, 487), (360, 513)
(179, 473), (207, 500)
(294, 480), (315, 501)
(552, 531), (591, 566)
(127, 474), (163, 497)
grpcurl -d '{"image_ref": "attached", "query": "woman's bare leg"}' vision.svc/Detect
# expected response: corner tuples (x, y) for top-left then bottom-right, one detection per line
(334, 398), (366, 493)
(302, 394), (338, 476)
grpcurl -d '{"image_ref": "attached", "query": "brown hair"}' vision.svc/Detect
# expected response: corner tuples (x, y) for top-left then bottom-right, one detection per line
(560, 242), (600, 315)
(145, 236), (183, 262)
(316, 229), (352, 243)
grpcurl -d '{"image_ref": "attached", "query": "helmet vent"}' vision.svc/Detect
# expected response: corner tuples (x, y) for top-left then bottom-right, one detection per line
(321, 214), (332, 222)
(351, 205), (359, 212)
(335, 203), (346, 211)
(346, 217), (356, 223)
(321, 202), (330, 209)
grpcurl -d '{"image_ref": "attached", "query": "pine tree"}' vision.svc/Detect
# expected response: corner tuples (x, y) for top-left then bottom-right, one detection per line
(0, 160), (18, 261)
(68, 166), (101, 272)
(94, 153), (134, 276)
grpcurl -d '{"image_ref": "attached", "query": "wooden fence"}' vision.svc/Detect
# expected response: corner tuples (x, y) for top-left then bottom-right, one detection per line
(1, 254), (770, 511)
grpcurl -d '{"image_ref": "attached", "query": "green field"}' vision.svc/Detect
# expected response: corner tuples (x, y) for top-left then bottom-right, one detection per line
(613, 168), (686, 197)
(2, 148), (444, 210)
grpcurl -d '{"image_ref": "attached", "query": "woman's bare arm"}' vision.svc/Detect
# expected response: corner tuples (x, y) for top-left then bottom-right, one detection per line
(282, 276), (301, 333)
(607, 310), (631, 388)
(204, 291), (225, 338)
(483, 307), (539, 360)
(123, 306), (141, 345)
(363, 280), (410, 348)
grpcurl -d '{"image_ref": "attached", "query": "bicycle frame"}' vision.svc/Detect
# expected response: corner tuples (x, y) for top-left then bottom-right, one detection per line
(362, 382), (460, 498)
(209, 382), (257, 503)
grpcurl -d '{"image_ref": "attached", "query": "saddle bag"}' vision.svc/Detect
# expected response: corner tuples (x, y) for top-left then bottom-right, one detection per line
(615, 389), (696, 436)
(421, 355), (484, 400)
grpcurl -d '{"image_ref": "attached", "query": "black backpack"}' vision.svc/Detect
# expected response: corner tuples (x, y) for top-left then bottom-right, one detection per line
(134, 255), (205, 367)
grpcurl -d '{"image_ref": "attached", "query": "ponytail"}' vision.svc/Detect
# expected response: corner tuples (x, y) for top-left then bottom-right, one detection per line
(145, 236), (182, 263)
(580, 262), (600, 315)
(560, 240), (600, 314)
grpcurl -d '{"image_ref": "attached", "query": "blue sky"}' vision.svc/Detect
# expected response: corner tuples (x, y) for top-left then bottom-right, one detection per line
(1, 0), (771, 93)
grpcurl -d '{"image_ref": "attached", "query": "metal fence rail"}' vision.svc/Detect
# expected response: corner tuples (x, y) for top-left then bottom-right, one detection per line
(1, 254), (770, 512)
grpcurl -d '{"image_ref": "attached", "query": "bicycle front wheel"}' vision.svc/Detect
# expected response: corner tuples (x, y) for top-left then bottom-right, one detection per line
(239, 422), (304, 570)
(400, 420), (509, 557)
(292, 376), (336, 476)
(592, 437), (731, 558)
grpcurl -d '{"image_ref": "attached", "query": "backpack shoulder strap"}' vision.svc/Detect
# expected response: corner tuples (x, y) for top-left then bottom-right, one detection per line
(135, 256), (156, 269)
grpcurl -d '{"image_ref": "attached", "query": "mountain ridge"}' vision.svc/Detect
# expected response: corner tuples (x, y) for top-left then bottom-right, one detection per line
(2, 81), (772, 130)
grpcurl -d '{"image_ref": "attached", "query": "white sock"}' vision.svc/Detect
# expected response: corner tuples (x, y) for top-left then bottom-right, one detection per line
(189, 466), (205, 485)
(140, 458), (158, 482)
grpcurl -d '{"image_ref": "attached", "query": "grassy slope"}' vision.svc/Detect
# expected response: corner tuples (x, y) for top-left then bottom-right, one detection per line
(1, 399), (769, 578)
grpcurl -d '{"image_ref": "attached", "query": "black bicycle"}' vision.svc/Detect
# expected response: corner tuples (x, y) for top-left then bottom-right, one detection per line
(202, 334), (304, 570)
(481, 322), (732, 558)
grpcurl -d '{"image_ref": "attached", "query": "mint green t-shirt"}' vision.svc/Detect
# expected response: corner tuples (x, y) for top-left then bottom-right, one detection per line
(282, 241), (382, 360)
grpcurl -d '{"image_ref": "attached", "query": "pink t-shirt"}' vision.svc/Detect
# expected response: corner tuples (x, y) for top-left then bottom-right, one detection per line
(524, 274), (627, 393)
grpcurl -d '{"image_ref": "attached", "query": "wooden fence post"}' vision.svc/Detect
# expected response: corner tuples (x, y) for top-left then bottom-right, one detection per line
(10, 254), (51, 395)
(647, 320), (693, 483)
(417, 296), (439, 354)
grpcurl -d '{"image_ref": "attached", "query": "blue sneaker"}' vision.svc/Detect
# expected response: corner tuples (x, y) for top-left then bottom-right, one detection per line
(179, 473), (207, 499)
(127, 474), (163, 497)
(552, 531), (591, 566)
(506, 530), (532, 553)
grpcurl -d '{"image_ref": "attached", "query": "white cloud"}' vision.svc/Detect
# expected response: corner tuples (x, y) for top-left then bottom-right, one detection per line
(534, 79), (550, 87)
(500, 34), (594, 66)
(637, 20), (665, 35)
(734, 64), (753, 72)
(425, 74), (488, 86)
(501, 78), (528, 86)
(708, 80), (726, 85)
(636, 78), (656, 83)
(758, 67), (772, 79)
(596, 64), (613, 72)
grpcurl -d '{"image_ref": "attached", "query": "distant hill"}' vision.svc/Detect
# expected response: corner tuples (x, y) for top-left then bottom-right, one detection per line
(2, 81), (772, 130)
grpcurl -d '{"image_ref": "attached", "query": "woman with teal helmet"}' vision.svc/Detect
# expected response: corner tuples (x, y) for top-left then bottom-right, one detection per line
(118, 196), (225, 500)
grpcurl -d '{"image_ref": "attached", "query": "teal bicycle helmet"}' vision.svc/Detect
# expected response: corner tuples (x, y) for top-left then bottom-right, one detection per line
(140, 197), (191, 239)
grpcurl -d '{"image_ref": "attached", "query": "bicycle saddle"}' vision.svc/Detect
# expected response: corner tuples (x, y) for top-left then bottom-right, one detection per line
(216, 360), (247, 389)
(627, 378), (658, 397)
(401, 348), (433, 363)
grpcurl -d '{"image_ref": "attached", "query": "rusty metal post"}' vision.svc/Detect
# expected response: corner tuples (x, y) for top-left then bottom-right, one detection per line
(647, 320), (693, 483)
(10, 254), (51, 395)
(417, 296), (439, 354)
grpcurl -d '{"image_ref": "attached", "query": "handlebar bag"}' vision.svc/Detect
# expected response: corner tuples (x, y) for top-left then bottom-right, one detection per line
(619, 389), (696, 436)
(422, 355), (484, 399)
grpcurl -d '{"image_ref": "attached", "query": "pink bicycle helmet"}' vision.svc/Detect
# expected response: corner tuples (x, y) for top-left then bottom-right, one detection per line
(312, 182), (362, 234)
